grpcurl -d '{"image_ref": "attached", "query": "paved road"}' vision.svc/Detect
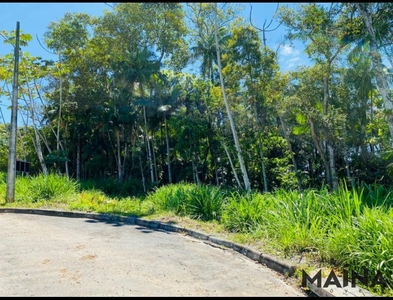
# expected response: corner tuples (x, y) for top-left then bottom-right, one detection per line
(0, 213), (306, 297)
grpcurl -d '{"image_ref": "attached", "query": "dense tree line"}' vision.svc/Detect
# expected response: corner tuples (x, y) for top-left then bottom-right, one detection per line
(1, 2), (393, 193)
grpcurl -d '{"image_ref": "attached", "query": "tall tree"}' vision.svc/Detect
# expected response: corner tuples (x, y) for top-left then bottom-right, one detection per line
(352, 3), (393, 141)
(277, 3), (351, 190)
(214, 3), (251, 191)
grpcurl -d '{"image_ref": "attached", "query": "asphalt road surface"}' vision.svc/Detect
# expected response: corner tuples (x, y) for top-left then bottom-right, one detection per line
(0, 213), (307, 297)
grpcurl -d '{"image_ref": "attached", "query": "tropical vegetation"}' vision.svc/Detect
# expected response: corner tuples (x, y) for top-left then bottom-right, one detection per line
(1, 3), (393, 296)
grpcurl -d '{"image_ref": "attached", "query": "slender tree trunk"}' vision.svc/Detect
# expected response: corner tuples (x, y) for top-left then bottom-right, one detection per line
(140, 156), (146, 193)
(20, 53), (48, 175)
(123, 141), (129, 180)
(323, 71), (338, 191)
(370, 89), (375, 154)
(116, 128), (123, 182)
(279, 115), (302, 192)
(32, 76), (69, 177)
(355, 3), (393, 140)
(164, 114), (172, 183)
(76, 132), (81, 180)
(328, 143), (338, 191)
(257, 136), (269, 193)
(308, 116), (330, 187)
(253, 108), (268, 193)
(192, 159), (200, 185)
(207, 114), (219, 186)
(214, 3), (251, 191)
(27, 94), (48, 176)
(57, 53), (69, 178)
(344, 153), (355, 189)
(143, 106), (154, 184)
(32, 122), (48, 175)
(204, 83), (219, 186)
(151, 135), (158, 183)
(221, 141), (242, 189)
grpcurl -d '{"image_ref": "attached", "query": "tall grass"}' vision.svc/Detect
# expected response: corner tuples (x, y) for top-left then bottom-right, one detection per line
(146, 183), (226, 221)
(221, 192), (269, 232)
(14, 173), (79, 203)
(220, 182), (393, 292)
(144, 182), (195, 215)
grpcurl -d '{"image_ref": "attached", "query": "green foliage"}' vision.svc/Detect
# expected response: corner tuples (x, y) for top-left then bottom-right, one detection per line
(146, 183), (226, 221)
(2, 171), (393, 294)
(220, 182), (393, 291)
(326, 207), (393, 293)
(2, 1), (393, 294)
(0, 171), (6, 183)
(145, 183), (194, 215)
(44, 150), (69, 165)
(186, 184), (225, 221)
(14, 173), (79, 203)
(221, 192), (268, 232)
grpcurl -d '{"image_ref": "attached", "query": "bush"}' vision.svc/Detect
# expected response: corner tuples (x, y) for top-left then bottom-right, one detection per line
(15, 173), (79, 203)
(186, 185), (225, 221)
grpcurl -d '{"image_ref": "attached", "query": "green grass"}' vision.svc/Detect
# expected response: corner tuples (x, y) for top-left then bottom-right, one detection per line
(1, 174), (392, 296)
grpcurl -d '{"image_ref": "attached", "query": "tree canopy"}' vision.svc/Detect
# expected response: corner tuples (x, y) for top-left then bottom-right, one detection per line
(1, 2), (393, 192)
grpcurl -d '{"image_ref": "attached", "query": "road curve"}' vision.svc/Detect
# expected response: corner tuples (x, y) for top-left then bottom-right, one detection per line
(0, 213), (306, 297)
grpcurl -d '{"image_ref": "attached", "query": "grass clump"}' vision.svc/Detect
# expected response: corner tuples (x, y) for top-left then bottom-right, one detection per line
(13, 173), (79, 203)
(145, 183), (226, 221)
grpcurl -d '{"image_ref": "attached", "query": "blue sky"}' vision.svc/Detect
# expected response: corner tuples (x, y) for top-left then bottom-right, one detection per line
(0, 2), (309, 124)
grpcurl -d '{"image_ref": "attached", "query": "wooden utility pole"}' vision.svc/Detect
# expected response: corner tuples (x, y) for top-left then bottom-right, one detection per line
(6, 21), (20, 203)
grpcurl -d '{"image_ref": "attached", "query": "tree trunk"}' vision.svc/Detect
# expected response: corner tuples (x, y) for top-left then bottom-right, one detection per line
(164, 114), (172, 183)
(20, 53), (48, 175)
(192, 159), (200, 185)
(33, 123), (48, 175)
(221, 141), (242, 189)
(207, 114), (219, 186)
(323, 69), (338, 191)
(28, 96), (48, 175)
(355, 3), (393, 140)
(32, 76), (69, 178)
(57, 53), (69, 178)
(143, 106), (155, 184)
(308, 116), (330, 187)
(279, 115), (302, 192)
(257, 136), (269, 193)
(76, 132), (81, 180)
(253, 109), (268, 193)
(151, 135), (159, 184)
(328, 143), (338, 191)
(116, 128), (123, 182)
(214, 3), (251, 191)
(140, 156), (146, 193)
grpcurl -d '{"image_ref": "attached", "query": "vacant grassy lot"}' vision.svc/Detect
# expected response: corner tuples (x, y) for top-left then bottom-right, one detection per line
(1, 173), (392, 296)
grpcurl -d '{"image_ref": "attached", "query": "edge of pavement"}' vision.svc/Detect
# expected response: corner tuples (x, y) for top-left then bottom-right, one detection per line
(0, 208), (376, 297)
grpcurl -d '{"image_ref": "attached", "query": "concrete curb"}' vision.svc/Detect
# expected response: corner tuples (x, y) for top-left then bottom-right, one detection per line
(0, 208), (377, 297)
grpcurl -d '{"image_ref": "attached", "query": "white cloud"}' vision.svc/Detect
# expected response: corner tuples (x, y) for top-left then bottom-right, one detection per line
(275, 43), (310, 71)
(280, 44), (300, 57)
(285, 57), (301, 69)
